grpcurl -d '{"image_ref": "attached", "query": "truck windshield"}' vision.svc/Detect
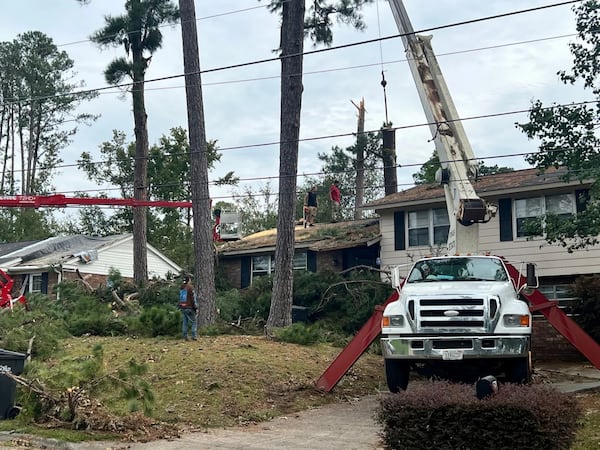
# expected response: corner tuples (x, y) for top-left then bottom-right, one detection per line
(407, 257), (509, 283)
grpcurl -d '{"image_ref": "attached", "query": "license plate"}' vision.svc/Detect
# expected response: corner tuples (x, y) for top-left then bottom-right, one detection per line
(442, 349), (464, 360)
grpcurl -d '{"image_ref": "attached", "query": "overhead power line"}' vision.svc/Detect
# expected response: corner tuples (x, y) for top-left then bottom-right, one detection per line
(87, 32), (576, 95)
(3, 98), (597, 185)
(0, 0), (581, 108)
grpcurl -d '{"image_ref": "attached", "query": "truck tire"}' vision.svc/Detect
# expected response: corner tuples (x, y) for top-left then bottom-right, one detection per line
(385, 359), (410, 392)
(506, 356), (532, 384)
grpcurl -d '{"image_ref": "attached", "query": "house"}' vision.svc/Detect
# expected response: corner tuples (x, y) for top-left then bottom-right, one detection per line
(363, 166), (597, 360)
(0, 234), (182, 296)
(217, 219), (381, 288)
(363, 167), (596, 290)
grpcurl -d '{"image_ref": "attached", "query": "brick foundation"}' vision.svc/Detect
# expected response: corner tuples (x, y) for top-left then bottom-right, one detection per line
(532, 318), (586, 362)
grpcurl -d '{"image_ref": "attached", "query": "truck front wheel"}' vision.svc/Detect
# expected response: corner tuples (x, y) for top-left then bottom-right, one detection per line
(506, 355), (532, 384)
(385, 359), (410, 392)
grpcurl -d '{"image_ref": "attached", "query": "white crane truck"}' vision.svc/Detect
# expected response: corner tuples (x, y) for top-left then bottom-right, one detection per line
(381, 0), (533, 392)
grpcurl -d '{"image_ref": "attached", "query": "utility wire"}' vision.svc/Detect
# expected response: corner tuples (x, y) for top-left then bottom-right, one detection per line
(4, 98), (598, 184)
(0, 0), (581, 108)
(55, 2), (286, 50)
(38, 145), (599, 200)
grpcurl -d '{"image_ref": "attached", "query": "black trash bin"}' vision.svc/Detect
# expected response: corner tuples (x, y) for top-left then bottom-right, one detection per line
(0, 349), (26, 420)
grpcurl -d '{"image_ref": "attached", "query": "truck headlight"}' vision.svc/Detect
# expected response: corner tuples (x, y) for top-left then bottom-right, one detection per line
(382, 315), (404, 327)
(503, 314), (530, 327)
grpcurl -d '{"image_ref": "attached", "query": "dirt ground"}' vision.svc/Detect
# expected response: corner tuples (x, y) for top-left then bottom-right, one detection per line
(1, 361), (599, 450)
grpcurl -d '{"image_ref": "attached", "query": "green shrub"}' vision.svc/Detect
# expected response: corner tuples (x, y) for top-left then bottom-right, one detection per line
(272, 323), (323, 345)
(221, 276), (273, 322)
(376, 382), (582, 450)
(571, 275), (600, 342)
(134, 305), (180, 337)
(136, 279), (179, 308)
(198, 321), (255, 336)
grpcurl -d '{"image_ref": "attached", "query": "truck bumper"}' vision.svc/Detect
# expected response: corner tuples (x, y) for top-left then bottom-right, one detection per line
(381, 335), (530, 360)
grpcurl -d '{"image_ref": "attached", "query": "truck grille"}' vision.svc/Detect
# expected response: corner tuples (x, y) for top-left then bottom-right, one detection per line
(409, 297), (497, 333)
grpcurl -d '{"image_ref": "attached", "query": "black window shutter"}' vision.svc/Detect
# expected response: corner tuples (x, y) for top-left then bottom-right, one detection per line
(576, 189), (590, 213)
(394, 211), (406, 250)
(307, 251), (317, 272)
(41, 272), (49, 294)
(498, 198), (513, 242)
(241, 256), (251, 288)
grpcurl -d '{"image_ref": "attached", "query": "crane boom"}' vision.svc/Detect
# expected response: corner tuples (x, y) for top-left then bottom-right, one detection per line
(389, 0), (496, 254)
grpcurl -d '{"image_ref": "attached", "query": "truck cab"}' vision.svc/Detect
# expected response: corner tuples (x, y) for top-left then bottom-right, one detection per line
(382, 255), (532, 392)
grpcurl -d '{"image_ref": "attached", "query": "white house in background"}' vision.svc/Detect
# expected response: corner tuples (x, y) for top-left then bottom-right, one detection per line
(362, 167), (597, 307)
(0, 234), (182, 296)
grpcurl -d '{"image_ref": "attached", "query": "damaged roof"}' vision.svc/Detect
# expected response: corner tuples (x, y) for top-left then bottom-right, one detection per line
(217, 219), (381, 256)
(0, 234), (130, 268)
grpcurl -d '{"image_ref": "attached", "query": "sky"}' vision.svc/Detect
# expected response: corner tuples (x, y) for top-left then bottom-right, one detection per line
(0, 0), (589, 210)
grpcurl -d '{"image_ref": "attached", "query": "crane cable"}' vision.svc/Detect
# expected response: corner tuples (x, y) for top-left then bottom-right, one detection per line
(376, 0), (390, 125)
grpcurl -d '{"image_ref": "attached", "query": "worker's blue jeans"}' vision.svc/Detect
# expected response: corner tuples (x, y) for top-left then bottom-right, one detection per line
(181, 308), (197, 339)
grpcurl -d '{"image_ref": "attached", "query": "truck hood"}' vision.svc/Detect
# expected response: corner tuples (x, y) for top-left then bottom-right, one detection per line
(401, 280), (515, 297)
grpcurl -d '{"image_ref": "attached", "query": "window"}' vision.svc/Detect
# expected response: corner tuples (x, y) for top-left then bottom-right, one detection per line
(515, 194), (575, 237)
(251, 255), (272, 279)
(251, 252), (307, 282)
(408, 208), (449, 247)
(537, 284), (576, 315)
(293, 252), (307, 270)
(30, 274), (43, 293)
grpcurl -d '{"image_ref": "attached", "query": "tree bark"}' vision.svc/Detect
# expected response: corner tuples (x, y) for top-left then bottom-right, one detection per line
(354, 98), (365, 220)
(179, 0), (217, 326)
(382, 127), (398, 195)
(267, 0), (305, 330)
(132, 45), (149, 286)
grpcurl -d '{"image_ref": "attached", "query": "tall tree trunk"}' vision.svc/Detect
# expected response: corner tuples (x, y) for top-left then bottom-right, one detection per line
(354, 98), (365, 220)
(382, 127), (398, 195)
(267, 0), (305, 330)
(179, 0), (217, 326)
(0, 106), (7, 190)
(18, 103), (25, 195)
(132, 52), (149, 286)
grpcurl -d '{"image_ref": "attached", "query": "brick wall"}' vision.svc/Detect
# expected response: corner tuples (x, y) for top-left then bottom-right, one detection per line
(532, 317), (586, 362)
(219, 259), (241, 288)
(316, 250), (342, 272)
(62, 272), (110, 289)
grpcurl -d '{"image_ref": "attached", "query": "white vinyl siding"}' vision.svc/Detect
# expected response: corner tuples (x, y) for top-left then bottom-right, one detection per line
(61, 236), (181, 279)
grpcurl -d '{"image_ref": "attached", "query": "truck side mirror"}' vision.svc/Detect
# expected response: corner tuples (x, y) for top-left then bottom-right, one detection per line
(526, 263), (538, 289)
(391, 266), (403, 289)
